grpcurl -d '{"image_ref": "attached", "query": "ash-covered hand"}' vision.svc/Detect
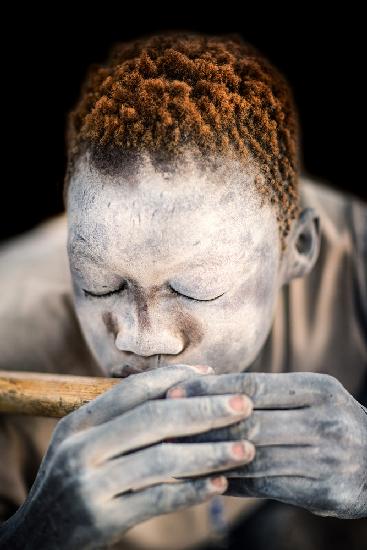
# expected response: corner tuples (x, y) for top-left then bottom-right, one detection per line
(0, 365), (255, 550)
(167, 372), (367, 519)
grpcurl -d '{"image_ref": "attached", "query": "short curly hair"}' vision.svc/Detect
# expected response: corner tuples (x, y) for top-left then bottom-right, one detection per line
(64, 30), (301, 252)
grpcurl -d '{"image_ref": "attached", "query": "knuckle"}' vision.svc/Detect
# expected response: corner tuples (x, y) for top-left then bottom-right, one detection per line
(319, 374), (344, 398)
(57, 432), (85, 470)
(241, 374), (259, 400)
(319, 446), (342, 473)
(316, 415), (345, 441)
(298, 374), (346, 407)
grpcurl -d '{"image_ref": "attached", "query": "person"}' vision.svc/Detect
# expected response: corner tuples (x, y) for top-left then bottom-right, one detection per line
(0, 31), (366, 550)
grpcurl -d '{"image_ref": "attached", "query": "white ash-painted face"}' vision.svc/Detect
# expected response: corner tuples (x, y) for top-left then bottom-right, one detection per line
(66, 150), (286, 377)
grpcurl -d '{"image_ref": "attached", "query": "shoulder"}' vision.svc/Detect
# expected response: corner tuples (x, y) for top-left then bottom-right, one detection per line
(0, 212), (71, 294)
(283, 173), (367, 394)
(0, 214), (99, 376)
(299, 174), (367, 323)
(299, 173), (367, 252)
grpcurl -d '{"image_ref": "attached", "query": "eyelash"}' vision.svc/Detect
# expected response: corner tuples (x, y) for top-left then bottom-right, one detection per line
(82, 283), (126, 299)
(169, 286), (224, 302)
(82, 284), (224, 302)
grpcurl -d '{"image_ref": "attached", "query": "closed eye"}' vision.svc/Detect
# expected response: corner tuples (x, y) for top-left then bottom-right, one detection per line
(82, 284), (225, 302)
(169, 286), (226, 302)
(82, 283), (127, 299)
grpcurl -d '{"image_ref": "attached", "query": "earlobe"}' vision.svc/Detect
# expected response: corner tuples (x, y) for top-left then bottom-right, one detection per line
(280, 207), (321, 285)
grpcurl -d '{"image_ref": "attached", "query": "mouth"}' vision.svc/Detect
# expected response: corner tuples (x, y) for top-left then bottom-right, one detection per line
(110, 356), (162, 378)
(110, 364), (144, 378)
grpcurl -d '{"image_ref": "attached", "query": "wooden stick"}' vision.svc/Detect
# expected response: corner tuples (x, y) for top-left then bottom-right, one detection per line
(0, 370), (120, 418)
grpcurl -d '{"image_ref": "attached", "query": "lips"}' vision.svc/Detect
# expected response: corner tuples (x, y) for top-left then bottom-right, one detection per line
(110, 355), (163, 378)
(110, 364), (147, 378)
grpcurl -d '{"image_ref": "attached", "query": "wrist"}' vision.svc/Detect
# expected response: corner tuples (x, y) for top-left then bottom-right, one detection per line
(0, 506), (32, 550)
(0, 499), (60, 550)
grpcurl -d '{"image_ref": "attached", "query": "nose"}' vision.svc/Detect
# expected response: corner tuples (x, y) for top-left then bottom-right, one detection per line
(113, 311), (185, 357)
(115, 327), (184, 356)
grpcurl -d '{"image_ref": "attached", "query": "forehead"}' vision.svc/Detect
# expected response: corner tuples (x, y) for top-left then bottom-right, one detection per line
(67, 154), (279, 279)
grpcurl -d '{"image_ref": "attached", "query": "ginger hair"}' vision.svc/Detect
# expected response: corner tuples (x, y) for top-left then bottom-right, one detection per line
(64, 31), (301, 252)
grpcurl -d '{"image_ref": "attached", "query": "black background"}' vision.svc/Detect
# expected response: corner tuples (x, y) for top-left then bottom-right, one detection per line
(1, 4), (365, 242)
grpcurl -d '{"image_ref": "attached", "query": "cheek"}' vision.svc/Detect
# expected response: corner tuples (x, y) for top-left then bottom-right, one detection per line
(232, 274), (278, 343)
(210, 272), (277, 322)
(253, 270), (278, 311)
(73, 300), (105, 342)
(236, 251), (279, 311)
(173, 308), (205, 349)
(198, 274), (278, 369)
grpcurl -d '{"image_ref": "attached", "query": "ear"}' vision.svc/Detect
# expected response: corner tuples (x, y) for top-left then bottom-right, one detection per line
(280, 207), (321, 285)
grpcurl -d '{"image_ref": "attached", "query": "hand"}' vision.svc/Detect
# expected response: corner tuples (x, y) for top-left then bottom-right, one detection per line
(166, 371), (367, 519)
(0, 364), (255, 550)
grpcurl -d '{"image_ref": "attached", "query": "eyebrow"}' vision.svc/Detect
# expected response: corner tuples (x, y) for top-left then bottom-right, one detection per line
(68, 236), (233, 286)
(68, 238), (103, 264)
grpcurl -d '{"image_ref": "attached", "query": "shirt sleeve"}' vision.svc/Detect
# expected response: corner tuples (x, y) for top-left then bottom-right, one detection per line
(0, 415), (57, 522)
(348, 194), (367, 345)
(348, 195), (367, 405)
(282, 177), (367, 395)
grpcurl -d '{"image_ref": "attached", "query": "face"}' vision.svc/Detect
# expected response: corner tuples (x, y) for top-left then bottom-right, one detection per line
(66, 151), (284, 378)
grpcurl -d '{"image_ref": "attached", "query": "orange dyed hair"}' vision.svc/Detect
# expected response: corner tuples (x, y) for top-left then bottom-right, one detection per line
(64, 31), (301, 251)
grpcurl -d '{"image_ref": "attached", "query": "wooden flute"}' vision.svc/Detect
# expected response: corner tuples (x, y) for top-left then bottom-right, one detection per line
(0, 370), (120, 418)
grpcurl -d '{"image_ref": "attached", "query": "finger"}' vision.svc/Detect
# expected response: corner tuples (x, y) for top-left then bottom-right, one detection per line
(94, 440), (255, 496)
(104, 476), (228, 535)
(173, 408), (318, 446)
(77, 393), (253, 464)
(58, 364), (214, 433)
(167, 372), (338, 408)
(225, 444), (321, 479)
(225, 475), (320, 511)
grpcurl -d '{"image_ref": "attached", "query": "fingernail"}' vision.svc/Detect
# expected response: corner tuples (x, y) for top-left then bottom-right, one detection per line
(231, 442), (246, 458)
(167, 387), (186, 399)
(190, 365), (214, 374)
(231, 441), (256, 462)
(228, 395), (251, 413)
(210, 476), (227, 490)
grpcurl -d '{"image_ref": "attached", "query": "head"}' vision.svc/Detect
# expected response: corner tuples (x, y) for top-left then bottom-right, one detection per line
(64, 31), (320, 377)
